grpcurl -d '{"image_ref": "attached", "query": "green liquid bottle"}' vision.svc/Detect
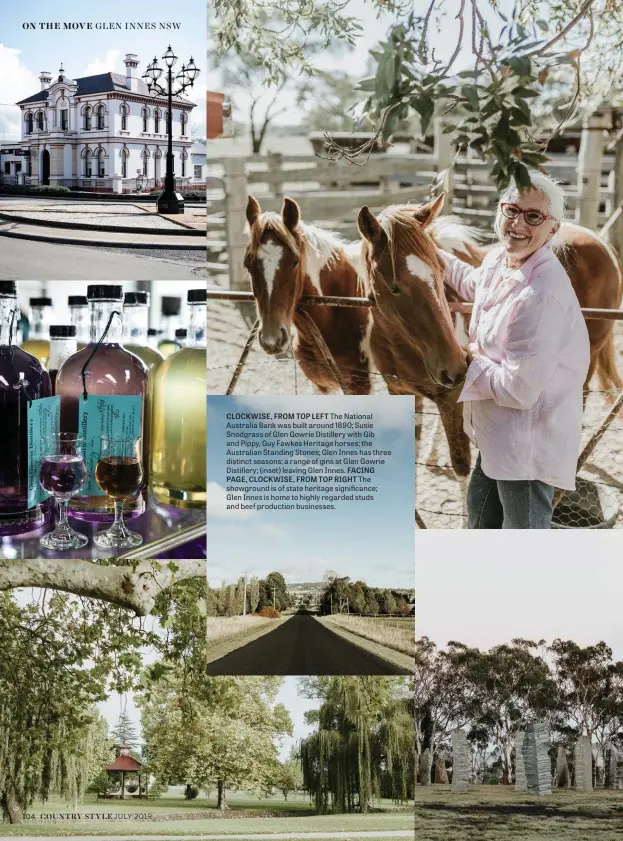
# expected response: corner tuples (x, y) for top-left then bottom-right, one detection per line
(151, 289), (206, 509)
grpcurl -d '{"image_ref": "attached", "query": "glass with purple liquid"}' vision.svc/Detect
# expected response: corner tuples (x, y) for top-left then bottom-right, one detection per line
(39, 432), (88, 550)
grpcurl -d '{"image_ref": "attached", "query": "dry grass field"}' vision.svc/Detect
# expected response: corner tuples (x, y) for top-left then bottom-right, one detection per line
(415, 785), (623, 840)
(323, 615), (415, 656)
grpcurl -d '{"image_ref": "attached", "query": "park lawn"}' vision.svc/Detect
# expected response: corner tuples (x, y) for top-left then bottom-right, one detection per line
(0, 792), (414, 837)
(415, 785), (623, 840)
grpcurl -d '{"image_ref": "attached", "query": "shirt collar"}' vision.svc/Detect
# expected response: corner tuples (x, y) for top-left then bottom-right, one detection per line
(498, 240), (553, 284)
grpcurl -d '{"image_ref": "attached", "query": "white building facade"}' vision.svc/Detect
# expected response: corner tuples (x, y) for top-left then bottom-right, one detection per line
(1, 54), (197, 194)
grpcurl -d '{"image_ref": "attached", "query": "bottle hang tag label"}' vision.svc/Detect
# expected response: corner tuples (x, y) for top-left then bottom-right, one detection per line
(78, 395), (142, 496)
(27, 396), (61, 509)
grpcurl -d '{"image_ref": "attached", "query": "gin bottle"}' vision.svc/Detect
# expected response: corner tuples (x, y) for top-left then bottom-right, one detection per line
(175, 328), (187, 348)
(21, 296), (52, 367)
(68, 295), (89, 349)
(123, 291), (164, 478)
(0, 282), (52, 533)
(151, 289), (206, 509)
(158, 296), (182, 358)
(55, 285), (148, 517)
(49, 325), (77, 393)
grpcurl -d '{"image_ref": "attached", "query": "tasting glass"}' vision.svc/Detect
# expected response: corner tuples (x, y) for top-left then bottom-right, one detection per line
(39, 432), (88, 550)
(93, 435), (144, 549)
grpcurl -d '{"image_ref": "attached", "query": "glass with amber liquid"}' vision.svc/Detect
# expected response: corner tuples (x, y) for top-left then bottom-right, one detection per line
(151, 288), (206, 509)
(55, 285), (147, 519)
(21, 296), (52, 368)
(123, 291), (164, 480)
(94, 435), (143, 549)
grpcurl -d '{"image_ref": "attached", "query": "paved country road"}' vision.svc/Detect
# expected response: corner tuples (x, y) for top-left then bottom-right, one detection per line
(208, 612), (410, 676)
(18, 833), (413, 840)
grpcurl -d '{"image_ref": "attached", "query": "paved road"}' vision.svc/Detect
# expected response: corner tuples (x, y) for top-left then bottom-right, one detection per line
(0, 236), (206, 280)
(208, 611), (410, 676)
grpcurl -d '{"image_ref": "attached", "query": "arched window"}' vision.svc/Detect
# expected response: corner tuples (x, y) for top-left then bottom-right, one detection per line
(97, 104), (105, 130)
(142, 107), (149, 133)
(97, 149), (105, 177)
(84, 149), (92, 177)
(180, 111), (187, 136)
(26, 113), (33, 135)
(120, 147), (129, 178)
(141, 149), (150, 176)
(120, 103), (129, 131)
(84, 106), (92, 131)
(154, 108), (161, 134)
(154, 148), (162, 181)
(36, 111), (44, 131)
(181, 149), (188, 178)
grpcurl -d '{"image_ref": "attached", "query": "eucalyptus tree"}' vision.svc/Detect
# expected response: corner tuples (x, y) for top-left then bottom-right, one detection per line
(299, 676), (414, 813)
(212, 0), (623, 190)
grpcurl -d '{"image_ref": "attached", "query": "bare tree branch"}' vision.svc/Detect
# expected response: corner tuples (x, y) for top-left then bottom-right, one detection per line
(526, 0), (596, 57)
(0, 560), (204, 616)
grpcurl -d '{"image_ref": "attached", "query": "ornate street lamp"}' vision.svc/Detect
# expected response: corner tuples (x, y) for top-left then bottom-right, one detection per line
(142, 47), (200, 214)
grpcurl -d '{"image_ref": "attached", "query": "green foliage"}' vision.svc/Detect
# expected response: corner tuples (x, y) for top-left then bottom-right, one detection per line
(111, 712), (139, 751)
(300, 677), (414, 814)
(0, 184), (72, 196)
(318, 577), (412, 616)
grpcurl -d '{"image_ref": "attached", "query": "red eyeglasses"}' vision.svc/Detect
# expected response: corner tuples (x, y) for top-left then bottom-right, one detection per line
(501, 203), (556, 227)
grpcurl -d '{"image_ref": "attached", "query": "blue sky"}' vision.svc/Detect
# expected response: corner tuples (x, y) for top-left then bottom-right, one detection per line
(207, 394), (415, 589)
(0, 0), (206, 141)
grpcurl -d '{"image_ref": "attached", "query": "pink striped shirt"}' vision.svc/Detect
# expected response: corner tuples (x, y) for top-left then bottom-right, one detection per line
(441, 242), (590, 489)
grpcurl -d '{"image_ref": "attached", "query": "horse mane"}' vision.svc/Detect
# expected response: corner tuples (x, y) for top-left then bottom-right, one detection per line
(429, 215), (488, 251)
(371, 204), (446, 293)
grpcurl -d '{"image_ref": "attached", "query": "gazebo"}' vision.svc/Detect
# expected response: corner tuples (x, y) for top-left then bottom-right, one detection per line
(103, 746), (149, 799)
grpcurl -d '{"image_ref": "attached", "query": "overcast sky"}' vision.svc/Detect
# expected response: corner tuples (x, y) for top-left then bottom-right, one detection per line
(0, 0), (205, 141)
(416, 529), (623, 660)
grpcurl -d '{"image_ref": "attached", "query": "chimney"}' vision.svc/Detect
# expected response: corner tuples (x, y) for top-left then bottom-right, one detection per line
(39, 71), (52, 91)
(124, 54), (140, 93)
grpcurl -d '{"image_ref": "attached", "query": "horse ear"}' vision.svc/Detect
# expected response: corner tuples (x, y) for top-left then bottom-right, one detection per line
(282, 197), (300, 232)
(358, 206), (385, 246)
(246, 195), (261, 226)
(413, 193), (445, 227)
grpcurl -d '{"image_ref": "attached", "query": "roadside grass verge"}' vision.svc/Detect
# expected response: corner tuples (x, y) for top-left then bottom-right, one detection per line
(322, 616), (414, 657)
(206, 616), (288, 663)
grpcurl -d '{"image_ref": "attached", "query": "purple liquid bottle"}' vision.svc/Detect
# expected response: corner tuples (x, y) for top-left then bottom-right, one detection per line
(0, 281), (52, 534)
(55, 285), (148, 519)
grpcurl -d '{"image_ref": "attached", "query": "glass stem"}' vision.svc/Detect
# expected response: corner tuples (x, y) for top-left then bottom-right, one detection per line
(57, 499), (70, 530)
(113, 500), (127, 534)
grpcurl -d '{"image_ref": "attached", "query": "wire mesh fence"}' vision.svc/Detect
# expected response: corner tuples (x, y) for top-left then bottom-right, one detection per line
(208, 291), (623, 530)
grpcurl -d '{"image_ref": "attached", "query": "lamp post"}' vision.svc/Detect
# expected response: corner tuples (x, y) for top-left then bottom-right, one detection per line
(142, 46), (199, 214)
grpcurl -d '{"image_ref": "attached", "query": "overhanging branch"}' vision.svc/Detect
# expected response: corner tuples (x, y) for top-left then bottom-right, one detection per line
(0, 559), (205, 616)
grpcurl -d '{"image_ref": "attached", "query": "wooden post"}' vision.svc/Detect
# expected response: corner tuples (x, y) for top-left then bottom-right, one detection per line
(268, 152), (283, 199)
(609, 130), (623, 256)
(224, 156), (249, 291)
(434, 116), (454, 213)
(576, 109), (610, 230)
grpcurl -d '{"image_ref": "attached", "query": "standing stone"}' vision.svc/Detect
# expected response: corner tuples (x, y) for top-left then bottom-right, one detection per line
(524, 722), (552, 796)
(515, 730), (527, 792)
(434, 755), (449, 784)
(554, 745), (570, 788)
(604, 744), (619, 789)
(574, 735), (593, 792)
(451, 729), (469, 793)
(419, 748), (432, 785)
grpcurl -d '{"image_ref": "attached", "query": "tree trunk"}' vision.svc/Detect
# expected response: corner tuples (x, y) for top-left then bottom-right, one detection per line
(217, 779), (228, 811)
(2, 786), (23, 824)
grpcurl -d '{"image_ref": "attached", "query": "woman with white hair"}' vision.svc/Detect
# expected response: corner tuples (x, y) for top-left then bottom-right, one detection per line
(440, 170), (590, 528)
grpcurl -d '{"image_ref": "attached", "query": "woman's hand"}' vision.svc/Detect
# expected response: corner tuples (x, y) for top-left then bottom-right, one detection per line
(467, 342), (480, 364)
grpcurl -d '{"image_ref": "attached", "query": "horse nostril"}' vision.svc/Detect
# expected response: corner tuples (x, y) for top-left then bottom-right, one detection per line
(280, 327), (289, 347)
(440, 369), (461, 388)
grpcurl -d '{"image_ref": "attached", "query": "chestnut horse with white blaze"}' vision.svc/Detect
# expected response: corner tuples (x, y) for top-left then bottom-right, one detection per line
(357, 195), (472, 482)
(244, 195), (372, 394)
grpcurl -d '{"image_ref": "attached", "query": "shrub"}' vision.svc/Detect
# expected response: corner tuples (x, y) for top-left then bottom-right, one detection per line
(0, 184), (71, 196)
(184, 785), (199, 799)
(149, 189), (205, 201)
(148, 781), (167, 799)
(256, 607), (281, 618)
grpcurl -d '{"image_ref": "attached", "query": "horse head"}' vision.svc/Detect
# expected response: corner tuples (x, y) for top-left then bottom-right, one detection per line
(244, 195), (305, 355)
(357, 194), (468, 391)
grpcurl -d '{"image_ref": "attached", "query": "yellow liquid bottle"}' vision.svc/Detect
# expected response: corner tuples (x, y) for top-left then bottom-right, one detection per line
(21, 296), (52, 367)
(151, 289), (206, 509)
(158, 295), (182, 358)
(123, 291), (164, 481)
